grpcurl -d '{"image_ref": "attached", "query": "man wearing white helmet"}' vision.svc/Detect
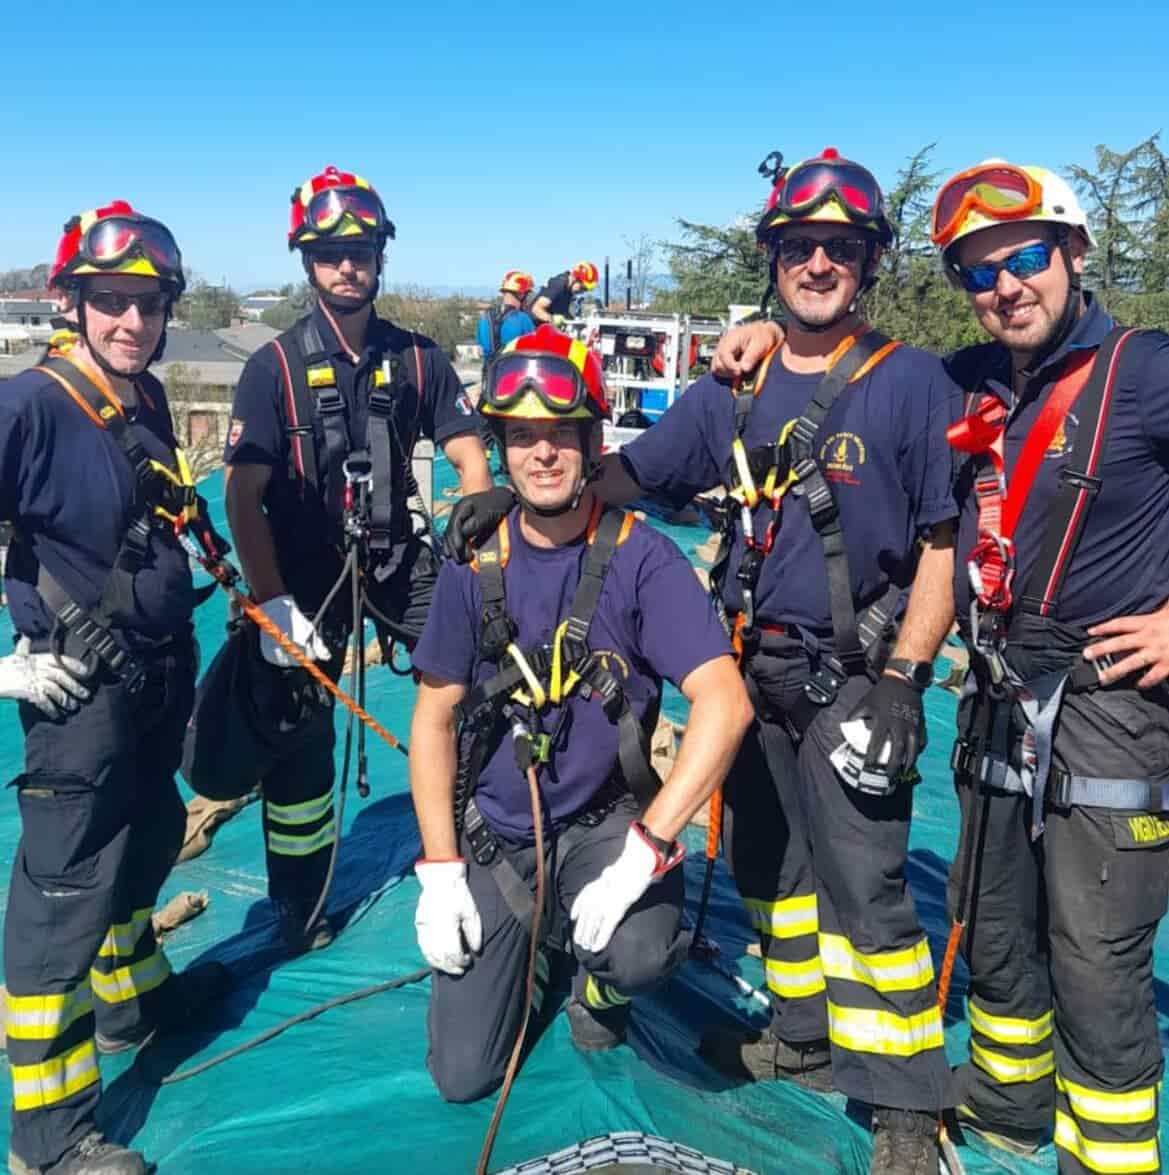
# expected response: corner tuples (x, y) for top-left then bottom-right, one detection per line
(714, 159), (1169, 1172)
(929, 161), (1169, 1173)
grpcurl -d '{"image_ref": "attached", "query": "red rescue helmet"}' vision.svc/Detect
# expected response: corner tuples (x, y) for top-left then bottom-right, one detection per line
(570, 261), (599, 290)
(481, 325), (610, 422)
(50, 201), (185, 297)
(288, 165), (395, 251)
(500, 269), (535, 297)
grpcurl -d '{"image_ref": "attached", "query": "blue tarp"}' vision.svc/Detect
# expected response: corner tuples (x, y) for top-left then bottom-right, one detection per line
(1, 464), (1164, 1173)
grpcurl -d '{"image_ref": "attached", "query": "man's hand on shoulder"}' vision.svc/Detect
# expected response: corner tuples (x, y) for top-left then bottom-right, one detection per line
(442, 486), (517, 563)
(711, 321), (784, 381)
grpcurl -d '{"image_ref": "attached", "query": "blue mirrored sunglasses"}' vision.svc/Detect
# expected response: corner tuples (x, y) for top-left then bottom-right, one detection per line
(953, 240), (1054, 293)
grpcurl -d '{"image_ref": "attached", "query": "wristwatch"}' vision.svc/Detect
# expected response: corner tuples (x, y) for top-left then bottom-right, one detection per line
(885, 658), (933, 690)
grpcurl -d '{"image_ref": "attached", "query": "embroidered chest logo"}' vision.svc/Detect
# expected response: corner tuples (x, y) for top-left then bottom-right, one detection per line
(819, 431), (866, 486)
(1045, 412), (1078, 458)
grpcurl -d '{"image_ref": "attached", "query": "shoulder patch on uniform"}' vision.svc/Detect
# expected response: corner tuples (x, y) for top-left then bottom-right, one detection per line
(228, 418), (245, 447)
(455, 392), (473, 416)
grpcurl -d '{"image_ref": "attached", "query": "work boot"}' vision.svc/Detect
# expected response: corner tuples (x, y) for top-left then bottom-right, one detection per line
(95, 961), (232, 1055)
(8, 1131), (152, 1175)
(869, 1108), (938, 1175)
(699, 1026), (833, 1092)
(276, 900), (335, 955)
(566, 998), (631, 1052)
(950, 1103), (1044, 1156)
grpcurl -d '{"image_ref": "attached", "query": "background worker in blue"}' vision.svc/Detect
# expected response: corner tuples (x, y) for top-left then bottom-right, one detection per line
(409, 326), (752, 1103)
(529, 261), (599, 325)
(224, 165), (492, 955)
(447, 149), (960, 1175)
(476, 270), (537, 359)
(0, 204), (229, 1175)
(928, 162), (1169, 1173)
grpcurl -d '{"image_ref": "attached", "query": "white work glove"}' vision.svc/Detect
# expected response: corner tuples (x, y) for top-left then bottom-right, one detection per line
(414, 860), (483, 976)
(571, 823), (684, 954)
(257, 594), (331, 667)
(0, 638), (91, 719)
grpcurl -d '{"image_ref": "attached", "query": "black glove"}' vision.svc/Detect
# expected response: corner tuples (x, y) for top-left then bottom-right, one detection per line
(845, 672), (926, 777)
(442, 486), (517, 564)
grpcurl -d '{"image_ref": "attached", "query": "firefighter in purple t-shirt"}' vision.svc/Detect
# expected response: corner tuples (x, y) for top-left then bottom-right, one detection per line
(408, 326), (752, 1102)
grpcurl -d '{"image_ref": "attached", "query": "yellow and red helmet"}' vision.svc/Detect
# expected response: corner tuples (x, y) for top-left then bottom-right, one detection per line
(481, 325), (610, 422)
(756, 148), (893, 247)
(50, 201), (185, 295)
(288, 165), (395, 251)
(570, 261), (599, 290)
(500, 269), (535, 297)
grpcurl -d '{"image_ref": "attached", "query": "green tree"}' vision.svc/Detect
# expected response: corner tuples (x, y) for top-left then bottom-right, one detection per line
(375, 286), (478, 356)
(176, 280), (240, 330)
(260, 281), (313, 331)
(650, 216), (769, 316)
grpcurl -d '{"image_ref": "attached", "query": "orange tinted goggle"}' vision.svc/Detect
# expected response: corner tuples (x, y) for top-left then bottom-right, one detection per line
(931, 164), (1042, 247)
(485, 352), (588, 414)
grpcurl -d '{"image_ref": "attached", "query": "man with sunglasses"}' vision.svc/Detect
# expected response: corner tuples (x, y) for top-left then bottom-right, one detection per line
(409, 325), (751, 1101)
(924, 162), (1169, 1171)
(0, 203), (231, 1175)
(222, 166), (491, 954)
(445, 150), (961, 1173)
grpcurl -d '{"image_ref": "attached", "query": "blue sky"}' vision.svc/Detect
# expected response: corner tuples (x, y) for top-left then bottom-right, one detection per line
(2, 0), (1164, 295)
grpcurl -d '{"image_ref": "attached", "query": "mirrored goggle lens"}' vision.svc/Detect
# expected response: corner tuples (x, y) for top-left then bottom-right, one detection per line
(87, 218), (180, 271)
(782, 162), (881, 216)
(489, 355), (582, 408)
(307, 187), (381, 231)
(934, 166), (1035, 238)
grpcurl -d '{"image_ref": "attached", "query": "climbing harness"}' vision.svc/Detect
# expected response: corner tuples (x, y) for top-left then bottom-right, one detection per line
(948, 326), (1162, 837)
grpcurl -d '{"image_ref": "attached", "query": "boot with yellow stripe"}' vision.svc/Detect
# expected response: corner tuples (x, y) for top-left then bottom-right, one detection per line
(567, 973), (631, 1053)
(8, 1131), (151, 1175)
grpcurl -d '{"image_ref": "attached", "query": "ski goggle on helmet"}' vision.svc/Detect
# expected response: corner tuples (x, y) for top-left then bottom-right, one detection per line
(931, 160), (1096, 252)
(288, 165), (395, 250)
(50, 201), (185, 295)
(481, 326), (610, 422)
(756, 148), (893, 246)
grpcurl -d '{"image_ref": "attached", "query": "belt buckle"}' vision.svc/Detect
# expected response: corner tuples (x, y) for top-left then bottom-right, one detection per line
(804, 655), (846, 707)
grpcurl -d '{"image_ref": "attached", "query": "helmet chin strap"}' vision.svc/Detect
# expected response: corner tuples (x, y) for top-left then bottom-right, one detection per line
(498, 423), (603, 518)
(74, 296), (167, 384)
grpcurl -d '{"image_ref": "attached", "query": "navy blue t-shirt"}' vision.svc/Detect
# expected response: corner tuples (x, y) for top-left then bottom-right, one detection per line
(412, 506), (731, 842)
(947, 296), (1169, 628)
(0, 365), (196, 643)
(536, 272), (574, 318)
(622, 343), (961, 633)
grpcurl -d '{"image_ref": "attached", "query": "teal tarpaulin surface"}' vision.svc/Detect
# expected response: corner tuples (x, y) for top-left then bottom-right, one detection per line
(0, 462), (1164, 1173)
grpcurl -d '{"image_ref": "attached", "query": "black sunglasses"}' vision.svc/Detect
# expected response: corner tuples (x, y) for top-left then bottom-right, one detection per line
(84, 290), (170, 317)
(309, 242), (378, 267)
(777, 236), (868, 267)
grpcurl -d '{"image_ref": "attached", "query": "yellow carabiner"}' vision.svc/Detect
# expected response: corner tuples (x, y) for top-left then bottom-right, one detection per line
(730, 437), (760, 510)
(762, 418), (800, 500)
(507, 643), (547, 711)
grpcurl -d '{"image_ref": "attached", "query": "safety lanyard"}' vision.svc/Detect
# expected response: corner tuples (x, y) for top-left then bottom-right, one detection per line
(948, 351), (1095, 614)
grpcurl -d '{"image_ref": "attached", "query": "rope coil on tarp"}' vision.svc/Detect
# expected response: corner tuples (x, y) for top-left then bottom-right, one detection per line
(493, 1130), (755, 1174)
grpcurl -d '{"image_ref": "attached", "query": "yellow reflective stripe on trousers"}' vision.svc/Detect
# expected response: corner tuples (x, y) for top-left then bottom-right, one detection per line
(971, 1039), (1054, 1084)
(968, 999), (1053, 1046)
(764, 954), (825, 999)
(826, 1000), (943, 1057)
(819, 933), (935, 994)
(6, 983), (94, 1042)
(584, 974), (631, 1011)
(1054, 1111), (1160, 1173)
(90, 948), (172, 1006)
(10, 1039), (100, 1111)
(1057, 1074), (1158, 1125)
(97, 907), (154, 959)
(267, 819), (337, 858)
(265, 790), (333, 825)
(744, 893), (818, 939)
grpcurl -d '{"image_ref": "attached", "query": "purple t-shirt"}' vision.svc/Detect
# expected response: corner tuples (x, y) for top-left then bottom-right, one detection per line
(622, 342), (960, 634)
(947, 297), (1169, 628)
(412, 506), (732, 842)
